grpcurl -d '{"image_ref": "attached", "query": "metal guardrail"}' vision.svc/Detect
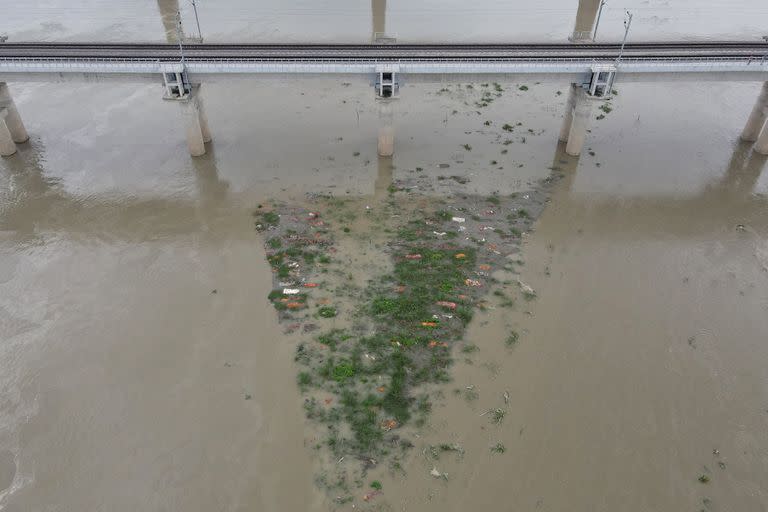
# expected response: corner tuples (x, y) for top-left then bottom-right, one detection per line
(0, 55), (766, 76)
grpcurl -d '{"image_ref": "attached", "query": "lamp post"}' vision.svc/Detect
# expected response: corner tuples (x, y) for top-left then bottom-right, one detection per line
(592, 0), (606, 41)
(616, 11), (633, 66)
(190, 0), (203, 42)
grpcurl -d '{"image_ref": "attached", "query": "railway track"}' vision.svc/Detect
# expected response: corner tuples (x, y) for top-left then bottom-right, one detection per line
(1, 42), (767, 62)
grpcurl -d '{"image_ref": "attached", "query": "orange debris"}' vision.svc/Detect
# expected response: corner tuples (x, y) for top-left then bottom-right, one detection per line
(455, 253), (467, 259)
(421, 321), (438, 327)
(436, 301), (457, 310)
(405, 254), (422, 260)
(381, 419), (398, 431)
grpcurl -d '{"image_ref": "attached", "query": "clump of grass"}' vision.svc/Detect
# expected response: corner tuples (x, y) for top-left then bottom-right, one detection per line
(518, 209), (530, 219)
(485, 407), (506, 424)
(502, 123), (514, 132)
(490, 442), (506, 454)
(254, 210), (280, 230)
(319, 306), (337, 318)
(505, 331), (519, 347)
(298, 371), (312, 389)
(370, 480), (382, 490)
(267, 237), (282, 249)
(518, 85), (529, 91)
(698, 475), (710, 484)
(487, 195), (501, 205)
(599, 103), (613, 114)
(462, 144), (472, 151)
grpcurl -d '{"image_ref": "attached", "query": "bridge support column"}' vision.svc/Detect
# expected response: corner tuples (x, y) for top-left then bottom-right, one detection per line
(197, 92), (212, 143)
(181, 94), (207, 157)
(571, 0), (601, 42)
(741, 82), (768, 142)
(0, 109), (18, 157)
(565, 88), (593, 156)
(559, 84), (577, 142)
(377, 100), (394, 157)
(755, 123), (768, 155)
(0, 83), (30, 144)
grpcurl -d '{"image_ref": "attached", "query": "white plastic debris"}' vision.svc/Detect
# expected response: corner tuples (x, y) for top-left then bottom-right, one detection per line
(433, 231), (447, 236)
(430, 467), (442, 478)
(452, 217), (466, 223)
(283, 288), (301, 295)
(518, 281), (535, 295)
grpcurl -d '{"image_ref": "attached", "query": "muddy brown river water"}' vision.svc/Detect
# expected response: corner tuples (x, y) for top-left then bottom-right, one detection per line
(1, 2), (768, 511)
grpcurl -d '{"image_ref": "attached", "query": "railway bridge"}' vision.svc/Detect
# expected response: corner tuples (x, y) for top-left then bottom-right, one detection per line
(0, 41), (767, 157)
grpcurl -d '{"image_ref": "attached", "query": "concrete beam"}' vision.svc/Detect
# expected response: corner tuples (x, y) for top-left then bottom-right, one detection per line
(0, 108), (17, 156)
(565, 88), (593, 156)
(0, 82), (29, 143)
(741, 82), (768, 142)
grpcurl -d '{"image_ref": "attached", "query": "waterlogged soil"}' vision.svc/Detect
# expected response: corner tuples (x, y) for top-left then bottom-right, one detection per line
(255, 170), (560, 508)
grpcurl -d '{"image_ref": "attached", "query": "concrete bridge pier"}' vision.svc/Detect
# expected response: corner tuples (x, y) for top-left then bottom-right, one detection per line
(0, 83), (29, 145)
(563, 88), (594, 156)
(180, 91), (208, 157)
(571, 0), (601, 42)
(559, 85), (578, 142)
(377, 100), (394, 157)
(372, 0), (386, 42)
(741, 82), (768, 144)
(0, 109), (17, 156)
(756, 125), (768, 155)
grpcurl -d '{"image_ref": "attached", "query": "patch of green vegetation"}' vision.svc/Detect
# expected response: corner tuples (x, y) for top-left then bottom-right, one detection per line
(518, 85), (529, 91)
(502, 123), (514, 132)
(487, 195), (501, 205)
(518, 209), (530, 219)
(319, 306), (337, 318)
(298, 371), (312, 389)
(254, 210), (280, 229)
(698, 475), (710, 484)
(600, 103), (613, 114)
(461, 344), (479, 354)
(490, 442), (506, 454)
(505, 331), (519, 347)
(267, 237), (282, 249)
(462, 144), (472, 151)
(487, 408), (506, 424)
(370, 480), (382, 490)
